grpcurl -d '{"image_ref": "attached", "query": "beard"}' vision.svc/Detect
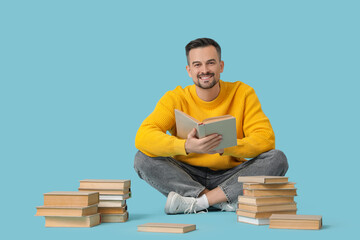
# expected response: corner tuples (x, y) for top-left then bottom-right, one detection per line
(194, 72), (219, 89)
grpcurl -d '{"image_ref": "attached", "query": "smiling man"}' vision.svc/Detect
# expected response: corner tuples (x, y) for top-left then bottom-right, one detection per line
(134, 38), (288, 214)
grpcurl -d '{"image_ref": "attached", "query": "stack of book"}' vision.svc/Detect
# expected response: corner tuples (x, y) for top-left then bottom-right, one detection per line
(236, 176), (297, 225)
(35, 191), (100, 227)
(78, 179), (131, 223)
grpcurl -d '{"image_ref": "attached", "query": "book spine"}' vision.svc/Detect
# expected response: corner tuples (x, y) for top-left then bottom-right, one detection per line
(197, 124), (206, 138)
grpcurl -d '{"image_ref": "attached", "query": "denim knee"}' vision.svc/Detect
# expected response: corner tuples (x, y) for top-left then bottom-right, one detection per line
(134, 150), (148, 179)
(270, 149), (289, 175)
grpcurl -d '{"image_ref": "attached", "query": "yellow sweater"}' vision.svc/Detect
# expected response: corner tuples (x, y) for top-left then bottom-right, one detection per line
(135, 80), (275, 170)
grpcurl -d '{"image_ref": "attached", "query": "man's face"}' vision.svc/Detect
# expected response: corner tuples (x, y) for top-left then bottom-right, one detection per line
(186, 46), (224, 89)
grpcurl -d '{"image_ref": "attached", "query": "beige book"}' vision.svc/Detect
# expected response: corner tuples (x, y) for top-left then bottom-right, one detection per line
(78, 188), (130, 195)
(79, 179), (131, 189)
(36, 204), (98, 217)
(243, 182), (295, 190)
(137, 223), (196, 233)
(98, 205), (127, 214)
(236, 209), (297, 219)
(174, 109), (237, 150)
(238, 196), (295, 205)
(269, 214), (322, 230)
(100, 212), (128, 223)
(44, 213), (100, 227)
(98, 200), (126, 208)
(238, 176), (289, 183)
(43, 191), (99, 207)
(237, 216), (270, 225)
(243, 188), (297, 197)
(238, 202), (297, 212)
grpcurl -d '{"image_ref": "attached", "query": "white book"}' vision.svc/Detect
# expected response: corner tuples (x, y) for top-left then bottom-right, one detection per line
(237, 216), (270, 225)
(98, 200), (126, 207)
(99, 193), (130, 201)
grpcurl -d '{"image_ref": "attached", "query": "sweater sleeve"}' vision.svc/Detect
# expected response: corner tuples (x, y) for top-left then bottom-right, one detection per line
(135, 91), (187, 157)
(223, 87), (275, 158)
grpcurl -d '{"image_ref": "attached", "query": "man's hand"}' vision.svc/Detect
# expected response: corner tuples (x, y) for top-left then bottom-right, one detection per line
(185, 128), (224, 154)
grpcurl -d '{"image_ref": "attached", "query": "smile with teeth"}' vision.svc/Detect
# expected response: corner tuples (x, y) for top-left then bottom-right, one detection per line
(199, 74), (214, 81)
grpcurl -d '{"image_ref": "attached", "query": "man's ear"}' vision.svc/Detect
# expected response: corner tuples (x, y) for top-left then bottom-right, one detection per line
(186, 65), (192, 78)
(220, 60), (224, 73)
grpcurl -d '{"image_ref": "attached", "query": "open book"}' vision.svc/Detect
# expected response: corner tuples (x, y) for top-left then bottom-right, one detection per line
(174, 109), (237, 150)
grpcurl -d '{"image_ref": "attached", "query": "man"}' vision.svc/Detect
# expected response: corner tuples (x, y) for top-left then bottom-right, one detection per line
(134, 38), (288, 214)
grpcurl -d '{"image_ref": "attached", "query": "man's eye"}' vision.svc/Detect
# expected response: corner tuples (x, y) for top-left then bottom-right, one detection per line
(194, 64), (200, 67)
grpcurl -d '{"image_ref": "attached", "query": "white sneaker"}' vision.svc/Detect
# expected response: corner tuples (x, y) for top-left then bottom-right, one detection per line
(164, 192), (199, 214)
(212, 202), (237, 212)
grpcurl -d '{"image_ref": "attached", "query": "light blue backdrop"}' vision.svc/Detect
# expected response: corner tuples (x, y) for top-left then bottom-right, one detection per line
(1, 0), (359, 239)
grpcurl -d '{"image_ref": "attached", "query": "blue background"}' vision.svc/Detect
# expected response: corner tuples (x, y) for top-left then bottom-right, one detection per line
(1, 0), (359, 239)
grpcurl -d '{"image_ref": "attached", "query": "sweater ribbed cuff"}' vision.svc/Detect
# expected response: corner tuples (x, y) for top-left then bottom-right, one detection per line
(173, 139), (187, 156)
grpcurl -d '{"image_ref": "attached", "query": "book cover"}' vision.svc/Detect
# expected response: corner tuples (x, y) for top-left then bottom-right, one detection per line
(44, 213), (100, 227)
(243, 188), (297, 197)
(243, 182), (296, 190)
(98, 205), (127, 214)
(35, 204), (98, 217)
(137, 223), (196, 233)
(269, 214), (322, 230)
(238, 176), (289, 183)
(237, 202), (297, 212)
(236, 209), (297, 219)
(100, 212), (128, 223)
(174, 109), (237, 150)
(79, 179), (131, 189)
(238, 196), (295, 205)
(43, 191), (99, 207)
(78, 188), (130, 195)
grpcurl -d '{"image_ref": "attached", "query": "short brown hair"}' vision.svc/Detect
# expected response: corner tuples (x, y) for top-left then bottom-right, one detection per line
(185, 38), (221, 64)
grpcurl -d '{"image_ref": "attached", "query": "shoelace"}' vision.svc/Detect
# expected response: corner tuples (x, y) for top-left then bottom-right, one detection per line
(183, 200), (209, 214)
(184, 199), (197, 214)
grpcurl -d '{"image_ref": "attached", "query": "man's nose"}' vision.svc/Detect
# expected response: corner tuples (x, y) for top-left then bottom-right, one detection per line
(200, 64), (209, 74)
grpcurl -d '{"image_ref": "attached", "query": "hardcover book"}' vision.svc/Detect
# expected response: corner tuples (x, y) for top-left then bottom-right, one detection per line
(98, 205), (127, 214)
(78, 188), (130, 195)
(79, 179), (131, 189)
(269, 214), (322, 230)
(174, 109), (237, 150)
(137, 223), (196, 233)
(35, 204), (98, 217)
(238, 195), (295, 205)
(243, 182), (295, 190)
(243, 188), (297, 197)
(236, 209), (297, 219)
(44, 213), (100, 227)
(43, 191), (99, 207)
(238, 176), (289, 184)
(237, 202), (297, 212)
(100, 212), (128, 223)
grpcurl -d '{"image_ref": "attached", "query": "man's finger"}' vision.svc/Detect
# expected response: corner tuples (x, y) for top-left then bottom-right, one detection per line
(187, 128), (197, 139)
(199, 133), (221, 144)
(205, 140), (222, 152)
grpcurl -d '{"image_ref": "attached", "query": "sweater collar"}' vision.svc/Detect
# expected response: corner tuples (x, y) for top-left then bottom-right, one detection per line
(190, 80), (227, 108)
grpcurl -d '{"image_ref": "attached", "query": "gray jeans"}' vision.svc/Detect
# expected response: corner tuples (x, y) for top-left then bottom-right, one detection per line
(134, 150), (288, 203)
